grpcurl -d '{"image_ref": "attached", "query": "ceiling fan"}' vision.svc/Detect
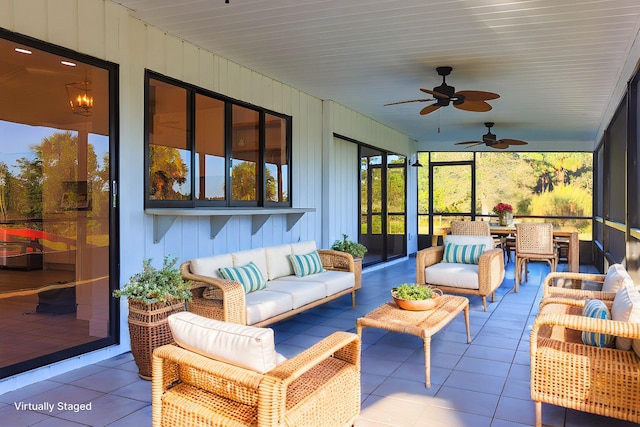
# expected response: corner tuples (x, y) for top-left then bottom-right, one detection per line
(455, 122), (528, 149)
(384, 66), (500, 115)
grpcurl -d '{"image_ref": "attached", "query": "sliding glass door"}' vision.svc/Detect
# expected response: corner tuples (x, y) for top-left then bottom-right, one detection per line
(360, 146), (406, 266)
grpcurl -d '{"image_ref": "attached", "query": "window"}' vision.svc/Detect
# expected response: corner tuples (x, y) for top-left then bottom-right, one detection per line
(145, 71), (292, 208)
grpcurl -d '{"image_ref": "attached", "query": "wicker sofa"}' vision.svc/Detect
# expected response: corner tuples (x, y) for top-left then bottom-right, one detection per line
(416, 234), (505, 311)
(181, 241), (358, 327)
(530, 267), (640, 426)
(152, 312), (361, 427)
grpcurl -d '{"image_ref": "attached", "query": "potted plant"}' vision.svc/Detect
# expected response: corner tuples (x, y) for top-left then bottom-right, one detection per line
(493, 202), (513, 226)
(113, 255), (191, 380)
(331, 234), (367, 259)
(391, 283), (442, 311)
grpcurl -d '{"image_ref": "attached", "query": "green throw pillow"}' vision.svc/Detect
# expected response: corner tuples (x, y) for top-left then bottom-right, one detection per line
(218, 262), (266, 293)
(443, 243), (485, 264)
(581, 299), (614, 348)
(288, 251), (324, 277)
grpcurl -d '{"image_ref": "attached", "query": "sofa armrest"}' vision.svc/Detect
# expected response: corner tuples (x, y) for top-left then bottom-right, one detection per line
(476, 248), (505, 295)
(268, 331), (360, 385)
(416, 246), (444, 284)
(317, 249), (355, 272)
(180, 261), (247, 324)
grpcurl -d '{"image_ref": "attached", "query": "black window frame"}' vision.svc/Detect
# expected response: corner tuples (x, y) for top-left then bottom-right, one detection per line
(144, 70), (292, 209)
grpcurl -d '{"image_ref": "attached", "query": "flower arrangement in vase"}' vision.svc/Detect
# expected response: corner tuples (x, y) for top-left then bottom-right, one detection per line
(493, 203), (513, 226)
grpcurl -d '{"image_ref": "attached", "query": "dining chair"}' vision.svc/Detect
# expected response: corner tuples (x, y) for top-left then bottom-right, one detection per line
(514, 223), (558, 292)
(450, 220), (505, 250)
(450, 220), (491, 236)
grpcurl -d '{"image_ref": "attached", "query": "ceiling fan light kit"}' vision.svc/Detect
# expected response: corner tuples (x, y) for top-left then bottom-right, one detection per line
(385, 66), (499, 115)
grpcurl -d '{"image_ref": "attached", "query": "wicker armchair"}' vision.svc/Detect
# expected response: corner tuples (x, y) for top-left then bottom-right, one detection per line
(515, 223), (558, 292)
(531, 297), (640, 426)
(152, 331), (361, 427)
(416, 243), (504, 311)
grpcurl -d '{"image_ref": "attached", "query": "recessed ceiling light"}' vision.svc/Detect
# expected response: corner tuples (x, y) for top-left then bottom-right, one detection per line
(14, 48), (32, 54)
(61, 61), (76, 67)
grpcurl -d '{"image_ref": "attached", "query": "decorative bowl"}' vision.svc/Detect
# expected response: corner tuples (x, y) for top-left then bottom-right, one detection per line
(391, 285), (443, 311)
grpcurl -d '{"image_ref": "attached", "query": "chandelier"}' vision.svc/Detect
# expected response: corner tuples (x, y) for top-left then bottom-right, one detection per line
(65, 79), (94, 116)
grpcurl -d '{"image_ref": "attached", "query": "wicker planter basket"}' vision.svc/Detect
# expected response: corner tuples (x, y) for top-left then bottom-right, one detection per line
(127, 299), (185, 380)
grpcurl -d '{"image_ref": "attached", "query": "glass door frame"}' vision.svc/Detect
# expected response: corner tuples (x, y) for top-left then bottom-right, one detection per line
(428, 159), (476, 245)
(359, 145), (407, 266)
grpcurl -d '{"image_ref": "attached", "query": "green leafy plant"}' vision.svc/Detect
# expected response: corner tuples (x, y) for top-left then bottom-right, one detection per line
(392, 283), (434, 300)
(113, 255), (192, 304)
(331, 234), (367, 258)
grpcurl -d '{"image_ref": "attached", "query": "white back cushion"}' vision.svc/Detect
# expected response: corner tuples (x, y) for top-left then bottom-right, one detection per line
(290, 241), (318, 255)
(612, 283), (640, 351)
(190, 254), (234, 279)
(602, 264), (633, 293)
(168, 312), (278, 373)
(265, 244), (294, 280)
(443, 235), (495, 251)
(232, 248), (268, 280)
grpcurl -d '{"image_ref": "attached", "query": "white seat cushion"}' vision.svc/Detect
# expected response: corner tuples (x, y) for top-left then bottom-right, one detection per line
(265, 244), (294, 280)
(277, 270), (354, 295)
(232, 248), (268, 280)
(424, 263), (479, 290)
(266, 280), (327, 309)
(244, 290), (293, 325)
(190, 254), (234, 279)
(168, 312), (277, 373)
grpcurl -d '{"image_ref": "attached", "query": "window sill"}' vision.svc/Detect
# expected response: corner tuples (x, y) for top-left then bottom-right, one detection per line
(145, 208), (316, 243)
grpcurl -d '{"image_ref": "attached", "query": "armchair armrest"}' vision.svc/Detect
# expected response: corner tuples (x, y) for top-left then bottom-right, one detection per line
(416, 246), (444, 285)
(543, 271), (606, 294)
(268, 331), (360, 385)
(477, 248), (505, 295)
(317, 249), (355, 273)
(531, 311), (640, 350)
(180, 261), (247, 324)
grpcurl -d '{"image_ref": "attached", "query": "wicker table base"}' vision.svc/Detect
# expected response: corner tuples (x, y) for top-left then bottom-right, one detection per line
(356, 294), (470, 388)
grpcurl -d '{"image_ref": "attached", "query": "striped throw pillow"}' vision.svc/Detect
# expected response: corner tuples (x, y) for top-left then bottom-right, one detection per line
(218, 262), (266, 293)
(582, 299), (614, 348)
(443, 243), (485, 264)
(288, 251), (324, 277)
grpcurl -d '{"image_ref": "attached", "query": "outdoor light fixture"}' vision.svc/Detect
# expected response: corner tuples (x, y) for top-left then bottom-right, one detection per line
(65, 79), (94, 116)
(411, 155), (423, 167)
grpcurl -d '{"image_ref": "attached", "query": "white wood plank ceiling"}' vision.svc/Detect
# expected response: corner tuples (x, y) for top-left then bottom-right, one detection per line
(114, 0), (640, 151)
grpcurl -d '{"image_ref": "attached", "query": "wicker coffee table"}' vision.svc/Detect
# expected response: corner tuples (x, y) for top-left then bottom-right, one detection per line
(356, 294), (470, 388)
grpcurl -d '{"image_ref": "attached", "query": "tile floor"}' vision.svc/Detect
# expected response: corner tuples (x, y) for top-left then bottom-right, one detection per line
(1, 257), (638, 427)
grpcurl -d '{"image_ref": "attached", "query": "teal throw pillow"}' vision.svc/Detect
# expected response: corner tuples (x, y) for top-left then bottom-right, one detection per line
(218, 262), (266, 293)
(581, 299), (614, 348)
(288, 251), (324, 277)
(443, 243), (485, 264)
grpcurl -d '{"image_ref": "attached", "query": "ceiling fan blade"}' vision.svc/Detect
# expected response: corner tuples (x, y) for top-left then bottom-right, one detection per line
(492, 143), (510, 149)
(501, 138), (528, 145)
(419, 104), (441, 115)
(455, 141), (483, 145)
(455, 90), (500, 101)
(454, 100), (492, 112)
(384, 98), (433, 106)
(420, 88), (449, 99)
